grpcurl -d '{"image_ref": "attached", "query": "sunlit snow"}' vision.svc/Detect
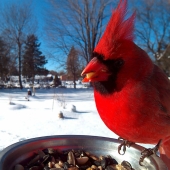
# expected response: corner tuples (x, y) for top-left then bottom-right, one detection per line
(0, 86), (153, 151)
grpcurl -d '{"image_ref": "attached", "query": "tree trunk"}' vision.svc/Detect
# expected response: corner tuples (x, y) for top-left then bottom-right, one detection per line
(32, 74), (35, 95)
(18, 43), (23, 89)
(32, 74), (35, 86)
(73, 75), (76, 89)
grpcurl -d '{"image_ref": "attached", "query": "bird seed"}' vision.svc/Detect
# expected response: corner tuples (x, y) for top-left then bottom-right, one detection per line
(14, 148), (135, 170)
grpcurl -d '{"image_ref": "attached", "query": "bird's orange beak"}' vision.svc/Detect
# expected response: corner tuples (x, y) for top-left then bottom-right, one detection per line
(81, 57), (111, 82)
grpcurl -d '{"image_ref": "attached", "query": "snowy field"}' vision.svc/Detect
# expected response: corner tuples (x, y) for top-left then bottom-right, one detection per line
(0, 87), (118, 151)
(0, 86), (155, 153)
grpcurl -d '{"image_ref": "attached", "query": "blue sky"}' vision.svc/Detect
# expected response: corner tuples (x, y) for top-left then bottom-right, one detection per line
(31, 0), (57, 70)
(0, 0), (137, 72)
(0, 0), (120, 72)
(0, 0), (58, 71)
(0, 0), (154, 72)
(0, 0), (142, 72)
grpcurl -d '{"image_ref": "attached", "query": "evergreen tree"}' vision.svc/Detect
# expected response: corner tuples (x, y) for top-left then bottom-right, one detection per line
(22, 34), (48, 84)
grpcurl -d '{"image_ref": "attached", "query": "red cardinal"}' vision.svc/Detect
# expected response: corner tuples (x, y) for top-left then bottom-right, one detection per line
(81, 0), (170, 167)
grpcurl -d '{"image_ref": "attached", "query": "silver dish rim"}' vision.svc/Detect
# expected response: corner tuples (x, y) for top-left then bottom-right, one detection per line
(0, 135), (167, 170)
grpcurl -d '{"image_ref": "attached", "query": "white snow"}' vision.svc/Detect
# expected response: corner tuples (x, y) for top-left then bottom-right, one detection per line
(0, 87), (153, 152)
(0, 87), (118, 151)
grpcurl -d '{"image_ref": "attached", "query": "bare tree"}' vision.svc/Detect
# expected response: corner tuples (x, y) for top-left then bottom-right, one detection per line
(0, 38), (11, 81)
(0, 1), (36, 89)
(45, 0), (113, 65)
(131, 0), (170, 64)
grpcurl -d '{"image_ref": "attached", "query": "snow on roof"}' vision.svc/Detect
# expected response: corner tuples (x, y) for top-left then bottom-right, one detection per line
(47, 74), (53, 77)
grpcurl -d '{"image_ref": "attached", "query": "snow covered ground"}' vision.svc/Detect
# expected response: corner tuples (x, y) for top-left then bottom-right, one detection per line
(0, 86), (154, 152)
(0, 87), (118, 151)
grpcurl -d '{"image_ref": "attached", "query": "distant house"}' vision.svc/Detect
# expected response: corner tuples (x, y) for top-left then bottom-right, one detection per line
(157, 44), (170, 77)
(46, 74), (54, 81)
(59, 75), (67, 81)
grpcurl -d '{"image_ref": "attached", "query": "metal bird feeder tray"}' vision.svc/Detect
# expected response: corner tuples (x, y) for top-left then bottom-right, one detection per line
(0, 135), (167, 170)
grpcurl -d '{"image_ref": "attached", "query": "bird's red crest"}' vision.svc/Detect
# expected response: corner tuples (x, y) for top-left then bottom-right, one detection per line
(94, 0), (136, 60)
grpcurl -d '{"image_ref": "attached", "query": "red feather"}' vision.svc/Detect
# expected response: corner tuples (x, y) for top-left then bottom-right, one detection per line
(94, 0), (135, 60)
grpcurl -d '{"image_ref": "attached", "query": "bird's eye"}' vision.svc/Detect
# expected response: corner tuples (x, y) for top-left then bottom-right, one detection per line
(114, 59), (124, 68)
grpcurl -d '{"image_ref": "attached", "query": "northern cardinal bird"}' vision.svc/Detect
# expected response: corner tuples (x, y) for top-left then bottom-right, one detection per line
(81, 0), (170, 167)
